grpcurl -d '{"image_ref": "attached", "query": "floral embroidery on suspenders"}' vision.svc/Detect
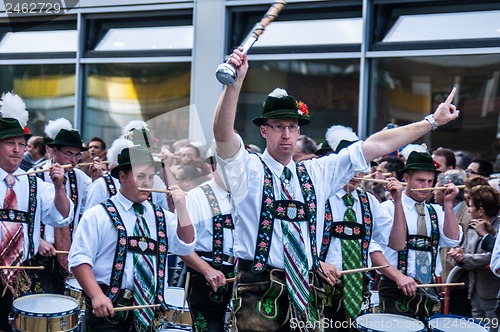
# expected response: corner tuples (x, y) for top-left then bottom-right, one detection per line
(103, 174), (117, 197)
(319, 190), (373, 266)
(200, 184), (234, 267)
(251, 160), (319, 272)
(67, 171), (78, 235)
(397, 204), (440, 282)
(100, 200), (169, 304)
(0, 176), (38, 257)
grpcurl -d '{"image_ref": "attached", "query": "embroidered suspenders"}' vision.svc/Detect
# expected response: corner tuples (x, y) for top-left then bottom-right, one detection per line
(0, 175), (37, 257)
(200, 184), (234, 266)
(100, 200), (169, 304)
(103, 174), (117, 197)
(319, 190), (374, 266)
(251, 160), (319, 272)
(397, 204), (440, 282)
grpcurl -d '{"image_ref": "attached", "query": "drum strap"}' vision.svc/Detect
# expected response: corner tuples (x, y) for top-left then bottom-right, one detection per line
(200, 183), (234, 267)
(319, 189), (373, 266)
(397, 204), (440, 282)
(250, 159), (319, 273)
(100, 199), (168, 305)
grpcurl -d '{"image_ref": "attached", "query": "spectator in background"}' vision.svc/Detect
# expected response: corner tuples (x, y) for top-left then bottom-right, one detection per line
(455, 150), (473, 170)
(20, 135), (47, 171)
(371, 156), (405, 202)
(432, 147), (456, 173)
(464, 176), (490, 207)
(80, 137), (108, 180)
(466, 159), (494, 178)
(293, 134), (318, 162)
(175, 159), (211, 192)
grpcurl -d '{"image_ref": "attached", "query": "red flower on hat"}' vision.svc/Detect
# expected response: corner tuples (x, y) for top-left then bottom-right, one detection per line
(23, 127), (30, 134)
(296, 101), (309, 117)
(433, 160), (441, 169)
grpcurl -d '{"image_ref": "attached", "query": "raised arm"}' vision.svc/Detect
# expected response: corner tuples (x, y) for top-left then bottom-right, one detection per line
(362, 87), (459, 162)
(213, 47), (249, 160)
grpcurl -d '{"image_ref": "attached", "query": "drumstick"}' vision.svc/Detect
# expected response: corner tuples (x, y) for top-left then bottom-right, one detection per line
(411, 185), (466, 192)
(353, 178), (408, 186)
(184, 271), (190, 309)
(16, 164), (74, 177)
(76, 161), (109, 167)
(416, 282), (465, 288)
(205, 277), (236, 286)
(0, 266), (44, 270)
(363, 172), (392, 178)
(137, 188), (173, 194)
(340, 265), (389, 275)
(55, 250), (70, 254)
(99, 304), (161, 313)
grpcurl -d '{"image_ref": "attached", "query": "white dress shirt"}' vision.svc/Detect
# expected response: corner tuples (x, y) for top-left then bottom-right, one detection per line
(370, 193), (462, 278)
(0, 167), (74, 261)
(321, 188), (392, 269)
(216, 135), (369, 270)
(68, 191), (196, 290)
(490, 233), (500, 277)
(186, 178), (233, 264)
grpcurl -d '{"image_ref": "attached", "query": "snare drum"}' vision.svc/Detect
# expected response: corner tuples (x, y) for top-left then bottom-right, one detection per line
(370, 290), (380, 313)
(428, 314), (490, 332)
(10, 294), (80, 332)
(163, 287), (192, 329)
(65, 278), (85, 309)
(355, 313), (426, 332)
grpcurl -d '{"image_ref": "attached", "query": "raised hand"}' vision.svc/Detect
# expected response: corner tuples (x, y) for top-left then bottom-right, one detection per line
(433, 87), (460, 127)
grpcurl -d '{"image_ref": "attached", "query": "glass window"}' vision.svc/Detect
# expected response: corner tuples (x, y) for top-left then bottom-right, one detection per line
(0, 30), (77, 53)
(236, 59), (360, 148)
(383, 10), (500, 43)
(253, 18), (363, 47)
(83, 63), (191, 147)
(370, 54), (500, 161)
(95, 26), (194, 51)
(0, 64), (76, 136)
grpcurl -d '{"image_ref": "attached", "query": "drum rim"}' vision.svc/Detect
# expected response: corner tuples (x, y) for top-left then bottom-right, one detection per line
(355, 312), (426, 332)
(426, 314), (489, 328)
(65, 278), (82, 291)
(12, 294), (80, 317)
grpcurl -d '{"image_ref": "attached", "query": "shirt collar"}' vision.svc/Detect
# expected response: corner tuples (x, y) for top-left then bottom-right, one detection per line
(115, 191), (146, 214)
(261, 149), (295, 179)
(402, 193), (424, 212)
(1, 167), (22, 183)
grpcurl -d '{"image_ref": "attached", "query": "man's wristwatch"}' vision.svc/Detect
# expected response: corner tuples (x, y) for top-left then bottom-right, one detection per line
(424, 114), (438, 131)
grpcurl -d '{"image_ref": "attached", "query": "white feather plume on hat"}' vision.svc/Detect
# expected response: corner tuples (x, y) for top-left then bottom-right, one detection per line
(44, 118), (73, 139)
(107, 138), (135, 166)
(0, 92), (28, 126)
(268, 88), (288, 98)
(122, 120), (148, 136)
(399, 143), (428, 160)
(326, 125), (359, 152)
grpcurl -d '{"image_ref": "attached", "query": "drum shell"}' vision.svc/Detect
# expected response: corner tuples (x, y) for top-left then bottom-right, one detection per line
(163, 287), (192, 328)
(65, 278), (86, 310)
(11, 294), (80, 332)
(355, 313), (426, 332)
(427, 314), (490, 332)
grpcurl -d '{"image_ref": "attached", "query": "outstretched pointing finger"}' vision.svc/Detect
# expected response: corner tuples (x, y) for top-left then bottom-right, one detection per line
(444, 87), (456, 105)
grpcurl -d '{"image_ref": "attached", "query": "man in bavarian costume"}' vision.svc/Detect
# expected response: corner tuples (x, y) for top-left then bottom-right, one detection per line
(0, 92), (72, 330)
(213, 47), (460, 331)
(181, 147), (235, 332)
(32, 118), (92, 295)
(69, 144), (195, 332)
(318, 125), (407, 331)
(370, 151), (462, 322)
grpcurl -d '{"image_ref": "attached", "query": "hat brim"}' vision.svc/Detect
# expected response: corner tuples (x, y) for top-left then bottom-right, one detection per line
(252, 110), (310, 126)
(48, 143), (89, 151)
(110, 160), (162, 178)
(400, 164), (440, 173)
(0, 128), (30, 140)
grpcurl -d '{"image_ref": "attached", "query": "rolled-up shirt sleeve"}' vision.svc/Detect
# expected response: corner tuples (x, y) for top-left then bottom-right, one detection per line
(39, 180), (74, 227)
(165, 208), (196, 256)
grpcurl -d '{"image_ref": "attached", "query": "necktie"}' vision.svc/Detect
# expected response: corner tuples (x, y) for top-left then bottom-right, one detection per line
(415, 203), (431, 283)
(132, 203), (155, 330)
(280, 167), (311, 316)
(0, 173), (23, 281)
(54, 175), (71, 272)
(341, 193), (363, 318)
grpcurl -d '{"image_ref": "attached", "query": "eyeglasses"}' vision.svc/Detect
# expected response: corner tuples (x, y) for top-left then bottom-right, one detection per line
(59, 149), (83, 160)
(264, 124), (300, 133)
(466, 169), (481, 176)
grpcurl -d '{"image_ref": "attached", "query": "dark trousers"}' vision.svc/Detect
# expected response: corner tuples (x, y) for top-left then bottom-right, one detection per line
(26, 254), (67, 295)
(0, 283), (14, 332)
(187, 263), (234, 332)
(230, 260), (324, 332)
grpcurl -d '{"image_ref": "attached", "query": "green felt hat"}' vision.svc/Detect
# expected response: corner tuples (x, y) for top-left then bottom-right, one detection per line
(0, 91), (30, 140)
(401, 151), (440, 173)
(0, 117), (30, 140)
(314, 140), (333, 156)
(47, 129), (88, 151)
(252, 88), (310, 126)
(110, 145), (162, 178)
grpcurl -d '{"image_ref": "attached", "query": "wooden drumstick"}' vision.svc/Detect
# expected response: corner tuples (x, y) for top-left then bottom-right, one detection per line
(340, 265), (389, 275)
(205, 277), (236, 286)
(184, 271), (190, 309)
(353, 178), (408, 186)
(411, 185), (466, 192)
(363, 172), (392, 178)
(137, 187), (173, 194)
(0, 266), (44, 270)
(416, 282), (465, 288)
(16, 164), (74, 177)
(76, 161), (110, 167)
(91, 304), (161, 313)
(55, 250), (70, 254)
